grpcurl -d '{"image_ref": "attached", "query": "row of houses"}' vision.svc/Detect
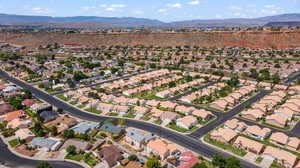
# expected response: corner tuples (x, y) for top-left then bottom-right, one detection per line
(210, 119), (300, 168)
(155, 78), (205, 98)
(180, 82), (227, 103)
(241, 90), (300, 128)
(123, 75), (183, 96)
(210, 86), (256, 111)
(101, 69), (170, 90)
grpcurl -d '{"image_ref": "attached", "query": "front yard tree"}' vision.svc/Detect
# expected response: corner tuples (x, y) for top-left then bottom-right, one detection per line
(66, 145), (77, 155)
(146, 157), (161, 168)
(128, 154), (139, 161)
(62, 129), (75, 139)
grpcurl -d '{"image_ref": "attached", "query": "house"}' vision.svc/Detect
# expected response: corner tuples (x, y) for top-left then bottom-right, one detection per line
(30, 103), (52, 113)
(112, 105), (130, 114)
(30, 137), (62, 152)
(265, 114), (288, 128)
(151, 108), (165, 119)
(224, 119), (248, 132)
(244, 125), (271, 140)
(233, 136), (264, 154)
(4, 110), (26, 121)
(0, 103), (13, 116)
(98, 145), (123, 167)
(7, 118), (32, 129)
(210, 128), (237, 143)
(210, 99), (229, 111)
(146, 139), (178, 159)
(192, 109), (212, 121)
(39, 111), (57, 122)
(97, 103), (114, 113)
(100, 123), (123, 136)
(160, 101), (177, 110)
(124, 161), (143, 168)
(177, 151), (200, 168)
(15, 128), (34, 140)
(86, 99), (99, 109)
(270, 132), (289, 146)
(146, 100), (160, 107)
(70, 121), (98, 134)
(176, 116), (198, 129)
(156, 90), (171, 98)
(287, 137), (300, 151)
(22, 99), (36, 107)
(175, 106), (195, 115)
(134, 106), (150, 118)
(125, 127), (156, 151)
(60, 139), (91, 152)
(44, 115), (78, 133)
(160, 111), (179, 123)
(240, 109), (264, 121)
(263, 146), (297, 168)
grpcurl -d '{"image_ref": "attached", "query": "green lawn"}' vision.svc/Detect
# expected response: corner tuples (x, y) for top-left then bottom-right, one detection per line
(24, 109), (36, 117)
(167, 123), (189, 133)
(84, 154), (99, 167)
(262, 121), (291, 131)
(8, 139), (20, 147)
(86, 107), (102, 114)
(108, 113), (119, 116)
(204, 135), (247, 156)
(77, 104), (86, 109)
(141, 114), (151, 121)
(198, 116), (217, 125)
(56, 94), (70, 101)
(123, 112), (136, 118)
(65, 154), (84, 162)
(69, 101), (78, 105)
(154, 119), (162, 125)
(256, 156), (263, 163)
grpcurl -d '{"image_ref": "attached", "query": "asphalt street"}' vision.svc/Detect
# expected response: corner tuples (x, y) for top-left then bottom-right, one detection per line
(0, 69), (260, 168)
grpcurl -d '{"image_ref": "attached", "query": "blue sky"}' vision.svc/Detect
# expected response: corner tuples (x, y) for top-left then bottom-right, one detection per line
(0, 0), (299, 22)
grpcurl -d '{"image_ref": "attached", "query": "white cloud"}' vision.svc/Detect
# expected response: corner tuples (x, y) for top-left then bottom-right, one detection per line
(229, 6), (242, 11)
(215, 14), (223, 18)
(167, 3), (182, 8)
(31, 7), (53, 14)
(188, 0), (200, 6)
(105, 7), (116, 12)
(111, 4), (127, 8)
(81, 6), (96, 10)
(264, 4), (275, 8)
(158, 8), (167, 13)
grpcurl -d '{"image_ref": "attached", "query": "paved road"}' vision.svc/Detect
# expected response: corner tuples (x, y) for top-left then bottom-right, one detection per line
(0, 69), (260, 168)
(189, 90), (271, 138)
(0, 139), (83, 168)
(283, 71), (300, 85)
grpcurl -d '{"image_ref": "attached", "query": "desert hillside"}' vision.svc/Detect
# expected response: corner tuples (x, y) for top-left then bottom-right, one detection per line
(1, 31), (300, 49)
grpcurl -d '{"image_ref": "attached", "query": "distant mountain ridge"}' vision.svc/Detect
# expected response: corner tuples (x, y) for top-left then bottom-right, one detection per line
(0, 13), (300, 28)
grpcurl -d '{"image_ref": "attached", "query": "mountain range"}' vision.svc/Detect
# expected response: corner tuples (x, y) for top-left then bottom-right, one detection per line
(1, 13), (300, 28)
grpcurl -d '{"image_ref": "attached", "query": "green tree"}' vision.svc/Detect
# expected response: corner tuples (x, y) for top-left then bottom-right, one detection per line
(66, 145), (77, 155)
(128, 154), (139, 161)
(118, 119), (126, 126)
(62, 129), (75, 139)
(37, 161), (52, 168)
(146, 157), (161, 168)
(192, 162), (208, 168)
(49, 125), (58, 136)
